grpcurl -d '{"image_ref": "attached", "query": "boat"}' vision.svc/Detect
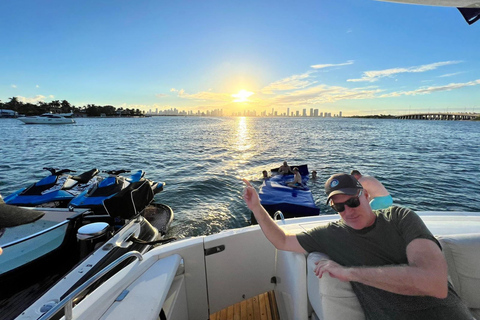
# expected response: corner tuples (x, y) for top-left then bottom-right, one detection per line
(0, 109), (18, 118)
(18, 113), (75, 124)
(1, 203), (174, 320)
(378, 0), (480, 24)
(23, 211), (480, 320)
(0, 207), (89, 287)
(256, 164), (320, 222)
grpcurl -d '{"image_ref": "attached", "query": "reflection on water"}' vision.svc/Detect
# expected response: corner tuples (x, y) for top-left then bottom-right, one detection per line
(234, 117), (250, 153)
(1, 117), (479, 238)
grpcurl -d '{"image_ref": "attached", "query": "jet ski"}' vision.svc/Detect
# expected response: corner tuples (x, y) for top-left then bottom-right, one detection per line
(4, 168), (101, 208)
(68, 169), (164, 216)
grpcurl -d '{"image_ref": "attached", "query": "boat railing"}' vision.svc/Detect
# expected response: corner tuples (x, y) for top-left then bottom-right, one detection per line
(38, 251), (144, 320)
(273, 210), (285, 224)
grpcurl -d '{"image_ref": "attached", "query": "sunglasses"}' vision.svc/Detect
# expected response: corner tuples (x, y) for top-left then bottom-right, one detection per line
(330, 190), (362, 212)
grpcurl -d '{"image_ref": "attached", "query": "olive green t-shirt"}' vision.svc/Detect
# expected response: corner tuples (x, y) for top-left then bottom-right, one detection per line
(297, 206), (473, 320)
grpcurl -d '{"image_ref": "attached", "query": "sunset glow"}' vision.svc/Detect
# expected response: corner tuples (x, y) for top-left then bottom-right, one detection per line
(232, 90), (254, 103)
(2, 1), (480, 117)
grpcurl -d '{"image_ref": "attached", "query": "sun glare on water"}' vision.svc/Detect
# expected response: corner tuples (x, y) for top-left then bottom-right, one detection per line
(232, 89), (254, 103)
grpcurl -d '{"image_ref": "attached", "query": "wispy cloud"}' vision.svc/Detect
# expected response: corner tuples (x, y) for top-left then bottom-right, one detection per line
(177, 89), (231, 102)
(155, 93), (168, 98)
(261, 72), (316, 94)
(379, 79), (480, 98)
(268, 84), (382, 106)
(16, 95), (46, 103)
(310, 60), (354, 69)
(348, 61), (462, 83)
(36, 85), (40, 88)
(438, 72), (464, 78)
(260, 61), (354, 95)
(165, 60), (476, 114)
(11, 84), (17, 88)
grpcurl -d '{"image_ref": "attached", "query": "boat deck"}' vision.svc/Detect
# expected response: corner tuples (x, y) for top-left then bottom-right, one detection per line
(210, 291), (280, 320)
(0, 273), (63, 320)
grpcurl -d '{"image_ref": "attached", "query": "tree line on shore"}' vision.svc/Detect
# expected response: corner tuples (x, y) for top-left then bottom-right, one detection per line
(0, 97), (145, 117)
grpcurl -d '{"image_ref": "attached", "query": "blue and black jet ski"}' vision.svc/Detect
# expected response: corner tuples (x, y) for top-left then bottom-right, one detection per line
(4, 168), (101, 208)
(68, 169), (165, 216)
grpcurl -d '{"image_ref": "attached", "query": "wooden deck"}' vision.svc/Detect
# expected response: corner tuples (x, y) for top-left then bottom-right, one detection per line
(210, 291), (280, 320)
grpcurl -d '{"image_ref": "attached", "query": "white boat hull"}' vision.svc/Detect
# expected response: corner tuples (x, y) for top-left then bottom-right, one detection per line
(378, 0), (480, 7)
(28, 211), (480, 320)
(0, 208), (85, 276)
(18, 113), (75, 124)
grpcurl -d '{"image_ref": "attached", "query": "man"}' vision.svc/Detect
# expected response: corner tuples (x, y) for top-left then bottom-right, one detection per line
(242, 173), (473, 319)
(351, 170), (393, 210)
(277, 161), (293, 175)
(287, 167), (302, 187)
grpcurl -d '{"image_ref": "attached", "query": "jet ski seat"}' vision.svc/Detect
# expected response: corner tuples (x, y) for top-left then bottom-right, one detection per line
(71, 168), (99, 184)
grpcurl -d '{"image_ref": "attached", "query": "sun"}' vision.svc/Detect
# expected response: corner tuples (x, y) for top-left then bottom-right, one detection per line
(232, 89), (254, 103)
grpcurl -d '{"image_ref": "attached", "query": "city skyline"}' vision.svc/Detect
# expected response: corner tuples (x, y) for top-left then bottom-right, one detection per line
(145, 107), (340, 117)
(1, 1), (479, 116)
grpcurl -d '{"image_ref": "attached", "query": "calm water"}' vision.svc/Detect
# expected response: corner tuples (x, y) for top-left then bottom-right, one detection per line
(1, 117), (479, 238)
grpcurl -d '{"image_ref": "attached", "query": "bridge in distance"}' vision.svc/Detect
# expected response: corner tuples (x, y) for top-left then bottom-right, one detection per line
(395, 112), (479, 120)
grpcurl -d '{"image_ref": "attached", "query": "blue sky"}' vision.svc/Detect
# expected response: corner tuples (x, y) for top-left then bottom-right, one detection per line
(1, 0), (479, 116)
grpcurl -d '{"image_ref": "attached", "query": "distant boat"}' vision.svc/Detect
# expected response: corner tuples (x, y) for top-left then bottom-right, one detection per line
(18, 113), (75, 125)
(0, 109), (18, 118)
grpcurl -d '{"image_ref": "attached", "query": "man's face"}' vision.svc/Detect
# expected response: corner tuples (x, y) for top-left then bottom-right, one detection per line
(330, 192), (375, 230)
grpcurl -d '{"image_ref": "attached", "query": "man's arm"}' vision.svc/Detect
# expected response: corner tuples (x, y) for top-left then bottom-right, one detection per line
(314, 238), (448, 298)
(358, 176), (390, 198)
(243, 179), (306, 253)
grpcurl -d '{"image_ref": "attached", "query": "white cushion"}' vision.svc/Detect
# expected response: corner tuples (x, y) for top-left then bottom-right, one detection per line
(438, 234), (480, 309)
(307, 252), (364, 320)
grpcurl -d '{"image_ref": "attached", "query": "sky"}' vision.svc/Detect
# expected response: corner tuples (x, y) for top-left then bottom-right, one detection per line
(0, 0), (479, 116)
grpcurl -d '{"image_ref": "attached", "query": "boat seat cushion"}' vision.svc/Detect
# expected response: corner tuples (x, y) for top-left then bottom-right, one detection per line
(307, 252), (364, 320)
(437, 234), (480, 315)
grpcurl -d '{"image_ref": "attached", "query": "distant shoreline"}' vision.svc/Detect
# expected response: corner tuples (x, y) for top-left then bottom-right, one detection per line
(2, 113), (479, 121)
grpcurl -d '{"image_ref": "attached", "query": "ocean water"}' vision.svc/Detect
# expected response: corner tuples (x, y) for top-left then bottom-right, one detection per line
(1, 117), (479, 238)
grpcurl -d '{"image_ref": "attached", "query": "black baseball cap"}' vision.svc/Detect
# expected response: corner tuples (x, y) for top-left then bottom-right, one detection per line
(325, 173), (363, 204)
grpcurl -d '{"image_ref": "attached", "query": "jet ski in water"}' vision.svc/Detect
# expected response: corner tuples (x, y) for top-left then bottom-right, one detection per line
(4, 168), (101, 208)
(68, 169), (165, 216)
